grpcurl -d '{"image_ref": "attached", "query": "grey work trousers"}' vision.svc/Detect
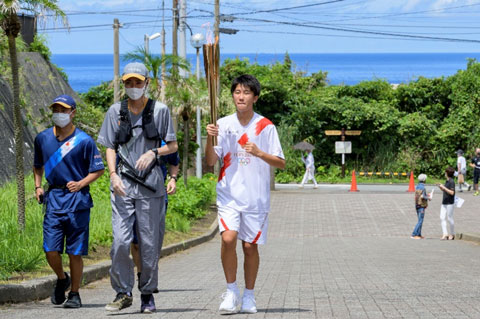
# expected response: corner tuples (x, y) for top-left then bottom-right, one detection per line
(109, 193), (166, 294)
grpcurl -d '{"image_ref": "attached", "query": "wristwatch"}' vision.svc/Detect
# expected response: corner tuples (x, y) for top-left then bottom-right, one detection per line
(151, 148), (158, 156)
(170, 175), (178, 182)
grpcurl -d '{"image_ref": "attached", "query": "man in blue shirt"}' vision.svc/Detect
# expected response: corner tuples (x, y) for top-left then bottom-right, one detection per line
(33, 95), (104, 308)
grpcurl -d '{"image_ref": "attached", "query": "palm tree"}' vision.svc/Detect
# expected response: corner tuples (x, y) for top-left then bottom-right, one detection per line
(166, 77), (209, 187)
(0, 0), (66, 230)
(123, 47), (190, 101)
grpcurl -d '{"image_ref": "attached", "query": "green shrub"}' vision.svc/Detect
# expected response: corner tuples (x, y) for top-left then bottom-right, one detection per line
(0, 173), (216, 280)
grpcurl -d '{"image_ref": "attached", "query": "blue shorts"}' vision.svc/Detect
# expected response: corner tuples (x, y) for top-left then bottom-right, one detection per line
(43, 209), (90, 255)
(132, 201), (168, 245)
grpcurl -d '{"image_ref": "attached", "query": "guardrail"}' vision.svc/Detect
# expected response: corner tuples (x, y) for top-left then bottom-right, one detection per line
(355, 171), (412, 177)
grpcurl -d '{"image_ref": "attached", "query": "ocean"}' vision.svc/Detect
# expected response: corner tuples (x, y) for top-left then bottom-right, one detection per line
(51, 52), (480, 93)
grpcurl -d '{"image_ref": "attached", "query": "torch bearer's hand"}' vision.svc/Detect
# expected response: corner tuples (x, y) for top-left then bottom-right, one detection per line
(206, 124), (219, 137)
(243, 142), (263, 157)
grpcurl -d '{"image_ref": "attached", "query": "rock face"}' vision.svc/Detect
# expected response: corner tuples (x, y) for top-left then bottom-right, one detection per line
(0, 52), (80, 184)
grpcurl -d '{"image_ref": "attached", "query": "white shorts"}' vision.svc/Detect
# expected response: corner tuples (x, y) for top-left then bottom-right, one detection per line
(218, 207), (269, 245)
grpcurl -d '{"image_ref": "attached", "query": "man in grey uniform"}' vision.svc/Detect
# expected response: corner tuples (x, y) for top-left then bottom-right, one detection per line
(97, 62), (177, 313)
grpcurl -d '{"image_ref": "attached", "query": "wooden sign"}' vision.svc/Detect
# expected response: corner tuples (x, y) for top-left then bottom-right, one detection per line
(345, 130), (362, 136)
(325, 130), (362, 136)
(325, 130), (342, 136)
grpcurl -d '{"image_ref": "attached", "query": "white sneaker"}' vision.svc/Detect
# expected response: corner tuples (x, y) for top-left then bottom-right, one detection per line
(241, 294), (257, 313)
(219, 290), (240, 314)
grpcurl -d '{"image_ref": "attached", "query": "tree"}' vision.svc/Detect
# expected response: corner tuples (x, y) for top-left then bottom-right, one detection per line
(0, 0), (66, 230)
(123, 47), (190, 101)
(166, 77), (209, 187)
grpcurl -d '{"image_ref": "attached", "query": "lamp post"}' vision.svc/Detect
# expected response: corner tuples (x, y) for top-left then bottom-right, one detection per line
(190, 32), (205, 179)
(144, 32), (161, 55)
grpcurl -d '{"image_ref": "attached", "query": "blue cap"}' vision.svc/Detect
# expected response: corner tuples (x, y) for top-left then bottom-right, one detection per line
(50, 95), (76, 109)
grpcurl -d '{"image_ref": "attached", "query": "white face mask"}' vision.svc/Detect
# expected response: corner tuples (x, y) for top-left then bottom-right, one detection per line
(126, 86), (145, 100)
(52, 112), (71, 128)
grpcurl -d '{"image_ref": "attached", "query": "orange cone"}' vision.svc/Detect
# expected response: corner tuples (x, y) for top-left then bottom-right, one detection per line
(349, 170), (359, 192)
(407, 171), (415, 192)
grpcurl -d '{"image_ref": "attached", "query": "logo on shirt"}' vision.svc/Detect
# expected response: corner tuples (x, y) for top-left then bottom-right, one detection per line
(235, 151), (252, 166)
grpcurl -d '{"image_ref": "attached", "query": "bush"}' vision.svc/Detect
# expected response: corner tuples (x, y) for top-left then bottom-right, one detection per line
(0, 173), (216, 280)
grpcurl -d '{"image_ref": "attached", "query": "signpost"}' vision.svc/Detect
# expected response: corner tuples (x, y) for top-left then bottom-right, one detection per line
(325, 128), (362, 177)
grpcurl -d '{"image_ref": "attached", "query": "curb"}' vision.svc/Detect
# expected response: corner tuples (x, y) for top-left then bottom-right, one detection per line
(0, 217), (218, 304)
(458, 232), (480, 244)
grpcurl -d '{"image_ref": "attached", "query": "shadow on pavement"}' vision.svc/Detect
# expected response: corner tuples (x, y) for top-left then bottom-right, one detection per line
(260, 307), (311, 313)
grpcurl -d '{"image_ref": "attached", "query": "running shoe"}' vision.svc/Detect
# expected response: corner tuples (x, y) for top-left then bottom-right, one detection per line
(241, 294), (258, 313)
(140, 294), (156, 313)
(63, 291), (82, 308)
(475, 191), (479, 196)
(219, 289), (240, 314)
(105, 292), (133, 312)
(51, 272), (70, 305)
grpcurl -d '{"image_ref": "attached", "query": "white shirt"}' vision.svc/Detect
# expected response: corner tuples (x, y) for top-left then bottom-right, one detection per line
(457, 156), (466, 171)
(214, 112), (284, 212)
(303, 153), (315, 169)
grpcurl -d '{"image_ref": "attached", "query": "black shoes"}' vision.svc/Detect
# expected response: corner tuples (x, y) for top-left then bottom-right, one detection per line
(51, 272), (71, 305)
(63, 291), (82, 308)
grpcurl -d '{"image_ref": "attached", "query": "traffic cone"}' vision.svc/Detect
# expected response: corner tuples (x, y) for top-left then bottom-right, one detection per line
(407, 171), (415, 192)
(349, 170), (359, 192)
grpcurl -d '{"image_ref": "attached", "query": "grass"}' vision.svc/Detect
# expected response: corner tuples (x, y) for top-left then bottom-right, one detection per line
(0, 173), (216, 281)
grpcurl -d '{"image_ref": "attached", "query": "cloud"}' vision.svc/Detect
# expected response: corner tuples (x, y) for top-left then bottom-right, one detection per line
(59, 0), (152, 11)
(432, 0), (476, 11)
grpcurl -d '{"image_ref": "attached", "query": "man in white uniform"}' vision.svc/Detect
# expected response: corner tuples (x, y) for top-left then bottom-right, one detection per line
(456, 149), (471, 192)
(300, 149), (318, 188)
(205, 74), (285, 314)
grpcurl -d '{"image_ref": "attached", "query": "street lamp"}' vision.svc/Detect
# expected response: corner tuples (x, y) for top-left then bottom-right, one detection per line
(190, 33), (205, 80)
(190, 32), (206, 179)
(144, 32), (161, 55)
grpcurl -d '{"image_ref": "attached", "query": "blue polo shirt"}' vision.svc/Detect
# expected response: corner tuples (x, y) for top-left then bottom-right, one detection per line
(34, 127), (104, 213)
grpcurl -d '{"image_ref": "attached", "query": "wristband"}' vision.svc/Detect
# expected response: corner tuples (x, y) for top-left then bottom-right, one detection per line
(170, 175), (177, 182)
(35, 186), (42, 190)
(109, 171), (116, 176)
(151, 148), (158, 156)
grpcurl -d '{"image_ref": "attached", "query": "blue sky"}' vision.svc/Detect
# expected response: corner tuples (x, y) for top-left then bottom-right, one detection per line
(37, 0), (480, 54)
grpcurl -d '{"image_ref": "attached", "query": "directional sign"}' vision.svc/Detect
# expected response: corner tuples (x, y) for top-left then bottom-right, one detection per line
(335, 141), (352, 154)
(325, 130), (342, 136)
(345, 130), (362, 136)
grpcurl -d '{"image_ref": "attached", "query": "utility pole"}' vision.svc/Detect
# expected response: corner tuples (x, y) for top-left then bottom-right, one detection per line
(160, 0), (167, 103)
(214, 0), (219, 40)
(172, 0), (178, 57)
(113, 18), (121, 103)
(214, 0), (220, 177)
(178, 0), (187, 77)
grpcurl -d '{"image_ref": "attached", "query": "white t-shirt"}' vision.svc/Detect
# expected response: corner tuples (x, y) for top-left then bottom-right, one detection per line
(305, 152), (315, 169)
(214, 112), (284, 213)
(457, 156), (466, 172)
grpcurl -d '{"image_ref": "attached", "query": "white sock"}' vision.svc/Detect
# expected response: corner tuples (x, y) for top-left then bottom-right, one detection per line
(243, 288), (254, 297)
(227, 282), (238, 293)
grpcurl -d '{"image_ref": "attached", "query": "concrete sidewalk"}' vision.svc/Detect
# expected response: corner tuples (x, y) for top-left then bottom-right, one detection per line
(1, 188), (480, 318)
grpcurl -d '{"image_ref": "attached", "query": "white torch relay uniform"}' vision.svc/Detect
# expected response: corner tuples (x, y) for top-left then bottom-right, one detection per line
(214, 112), (284, 244)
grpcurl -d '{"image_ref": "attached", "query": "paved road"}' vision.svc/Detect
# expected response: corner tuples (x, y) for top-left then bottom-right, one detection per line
(2, 186), (480, 318)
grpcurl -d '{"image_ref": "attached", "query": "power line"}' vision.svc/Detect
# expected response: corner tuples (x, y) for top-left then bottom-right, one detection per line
(45, 8), (167, 16)
(319, 2), (480, 23)
(235, 16), (480, 44)
(228, 0), (347, 15)
(40, 19), (173, 31)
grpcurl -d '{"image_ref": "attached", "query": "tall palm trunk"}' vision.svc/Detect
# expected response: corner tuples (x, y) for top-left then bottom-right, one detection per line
(6, 13), (25, 231)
